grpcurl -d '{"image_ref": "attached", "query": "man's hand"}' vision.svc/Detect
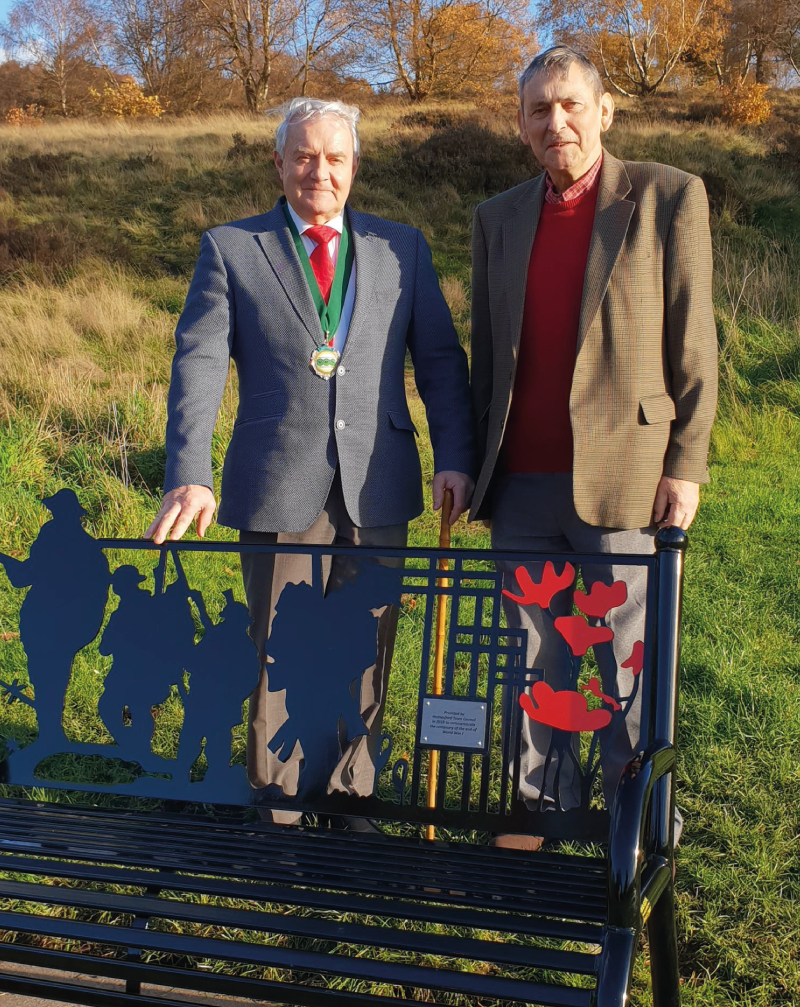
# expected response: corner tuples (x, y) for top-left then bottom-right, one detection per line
(432, 471), (475, 525)
(652, 476), (700, 530)
(145, 485), (217, 544)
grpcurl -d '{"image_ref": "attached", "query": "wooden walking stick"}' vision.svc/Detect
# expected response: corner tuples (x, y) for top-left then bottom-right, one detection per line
(426, 488), (453, 842)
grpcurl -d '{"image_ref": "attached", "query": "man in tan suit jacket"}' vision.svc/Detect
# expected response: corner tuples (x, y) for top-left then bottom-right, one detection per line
(470, 46), (718, 849)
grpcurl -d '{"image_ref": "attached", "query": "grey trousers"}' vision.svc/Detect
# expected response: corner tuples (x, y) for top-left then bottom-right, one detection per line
(240, 471), (407, 823)
(491, 473), (655, 814)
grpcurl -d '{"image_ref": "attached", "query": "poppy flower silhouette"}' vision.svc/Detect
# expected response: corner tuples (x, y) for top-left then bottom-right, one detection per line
(579, 676), (621, 711)
(622, 640), (645, 676)
(574, 580), (628, 619)
(502, 562), (575, 608)
(519, 681), (612, 733)
(554, 615), (614, 656)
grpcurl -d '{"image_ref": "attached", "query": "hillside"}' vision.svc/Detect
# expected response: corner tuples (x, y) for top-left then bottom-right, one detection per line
(0, 101), (799, 1004)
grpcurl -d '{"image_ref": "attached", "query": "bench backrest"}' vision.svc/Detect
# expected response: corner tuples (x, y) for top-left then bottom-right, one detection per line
(0, 493), (685, 843)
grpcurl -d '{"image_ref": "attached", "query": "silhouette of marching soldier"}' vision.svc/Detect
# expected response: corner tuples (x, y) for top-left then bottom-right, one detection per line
(264, 560), (402, 802)
(177, 590), (260, 787)
(98, 551), (197, 763)
(0, 490), (109, 750)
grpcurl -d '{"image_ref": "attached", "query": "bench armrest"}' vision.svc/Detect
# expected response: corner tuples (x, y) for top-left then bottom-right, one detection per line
(607, 740), (676, 929)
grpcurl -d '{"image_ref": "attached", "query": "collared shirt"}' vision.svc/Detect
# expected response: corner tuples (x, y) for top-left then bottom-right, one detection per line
(545, 153), (603, 205)
(285, 201), (357, 354)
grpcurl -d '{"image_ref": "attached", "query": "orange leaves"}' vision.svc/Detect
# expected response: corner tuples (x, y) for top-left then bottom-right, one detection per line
(721, 81), (773, 125)
(89, 81), (166, 118)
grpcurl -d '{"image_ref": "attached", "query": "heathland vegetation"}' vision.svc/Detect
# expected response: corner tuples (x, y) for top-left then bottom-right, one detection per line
(0, 98), (799, 1003)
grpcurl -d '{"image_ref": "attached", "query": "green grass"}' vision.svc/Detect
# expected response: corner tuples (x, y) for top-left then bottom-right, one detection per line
(0, 102), (799, 1003)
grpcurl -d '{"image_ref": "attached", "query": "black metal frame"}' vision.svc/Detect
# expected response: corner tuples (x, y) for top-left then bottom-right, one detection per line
(0, 510), (687, 1007)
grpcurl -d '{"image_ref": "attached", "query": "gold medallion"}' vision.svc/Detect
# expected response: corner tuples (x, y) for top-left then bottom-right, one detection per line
(310, 345), (340, 380)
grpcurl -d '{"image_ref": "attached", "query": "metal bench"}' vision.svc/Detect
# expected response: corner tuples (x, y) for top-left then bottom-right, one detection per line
(0, 490), (686, 1007)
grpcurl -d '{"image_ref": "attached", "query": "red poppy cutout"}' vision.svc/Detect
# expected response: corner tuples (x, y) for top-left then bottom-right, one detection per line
(554, 615), (614, 656)
(622, 640), (645, 676)
(503, 562), (575, 608)
(519, 682), (612, 733)
(579, 676), (622, 711)
(574, 580), (628, 619)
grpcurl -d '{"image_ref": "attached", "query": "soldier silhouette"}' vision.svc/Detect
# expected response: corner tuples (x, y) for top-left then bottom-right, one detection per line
(265, 560), (402, 800)
(0, 490), (109, 748)
(98, 552), (197, 762)
(177, 590), (260, 786)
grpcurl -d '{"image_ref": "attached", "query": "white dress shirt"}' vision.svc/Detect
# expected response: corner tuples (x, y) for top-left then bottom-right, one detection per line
(286, 202), (357, 354)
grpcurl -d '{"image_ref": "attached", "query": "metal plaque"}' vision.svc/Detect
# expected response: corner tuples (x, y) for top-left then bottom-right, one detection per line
(419, 697), (488, 752)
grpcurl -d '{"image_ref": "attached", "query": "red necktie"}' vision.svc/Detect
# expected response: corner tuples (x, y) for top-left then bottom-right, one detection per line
(305, 225), (338, 304)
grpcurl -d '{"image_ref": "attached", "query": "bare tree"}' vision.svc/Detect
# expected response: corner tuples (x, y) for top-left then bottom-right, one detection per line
(1, 0), (95, 114)
(290, 0), (357, 95)
(723, 0), (800, 82)
(195, 0), (299, 112)
(89, 0), (223, 110)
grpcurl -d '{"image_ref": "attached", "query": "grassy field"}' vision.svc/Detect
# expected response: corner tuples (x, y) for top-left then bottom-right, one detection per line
(0, 99), (799, 1004)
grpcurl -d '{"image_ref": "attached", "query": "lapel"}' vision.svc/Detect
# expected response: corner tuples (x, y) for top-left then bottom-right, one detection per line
(254, 200), (322, 340)
(503, 175), (545, 361)
(577, 152), (635, 352)
(341, 206), (380, 359)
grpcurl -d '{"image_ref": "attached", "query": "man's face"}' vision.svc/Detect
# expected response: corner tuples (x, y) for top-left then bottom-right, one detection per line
(517, 62), (614, 188)
(274, 115), (359, 224)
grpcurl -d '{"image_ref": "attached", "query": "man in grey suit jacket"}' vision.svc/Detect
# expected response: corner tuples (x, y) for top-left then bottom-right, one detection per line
(147, 98), (475, 823)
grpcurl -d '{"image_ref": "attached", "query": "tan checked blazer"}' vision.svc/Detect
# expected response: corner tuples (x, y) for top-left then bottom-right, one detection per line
(469, 150), (718, 530)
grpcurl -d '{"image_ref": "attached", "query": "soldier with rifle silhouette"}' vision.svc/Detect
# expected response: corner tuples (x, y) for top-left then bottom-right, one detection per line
(177, 589), (259, 786)
(98, 551), (197, 762)
(0, 490), (110, 748)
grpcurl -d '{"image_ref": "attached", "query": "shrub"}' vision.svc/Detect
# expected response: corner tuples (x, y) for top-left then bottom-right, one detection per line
(89, 81), (166, 119)
(226, 132), (273, 161)
(390, 121), (536, 196)
(721, 81), (773, 126)
(398, 111), (456, 130)
(0, 217), (84, 275)
(119, 153), (160, 171)
(0, 153), (85, 196)
(4, 105), (45, 127)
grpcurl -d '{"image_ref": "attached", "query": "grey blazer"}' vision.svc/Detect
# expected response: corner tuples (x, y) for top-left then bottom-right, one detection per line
(165, 201), (475, 533)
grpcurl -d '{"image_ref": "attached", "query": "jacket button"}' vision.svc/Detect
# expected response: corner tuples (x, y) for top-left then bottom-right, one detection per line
(337, 365), (346, 376)
(336, 419), (346, 430)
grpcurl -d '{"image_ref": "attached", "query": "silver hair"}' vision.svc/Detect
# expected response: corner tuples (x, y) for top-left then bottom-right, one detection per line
(518, 45), (605, 106)
(272, 97), (361, 158)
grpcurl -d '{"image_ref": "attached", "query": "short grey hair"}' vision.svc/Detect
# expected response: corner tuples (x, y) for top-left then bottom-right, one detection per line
(518, 45), (605, 106)
(272, 97), (361, 159)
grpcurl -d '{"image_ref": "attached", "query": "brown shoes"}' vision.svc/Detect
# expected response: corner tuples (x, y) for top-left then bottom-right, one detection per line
(489, 834), (545, 852)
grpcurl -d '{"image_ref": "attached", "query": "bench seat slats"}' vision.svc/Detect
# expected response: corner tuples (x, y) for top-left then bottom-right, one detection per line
(0, 944), (469, 1007)
(0, 878), (600, 974)
(0, 854), (605, 943)
(0, 841), (608, 922)
(0, 911), (595, 1006)
(0, 802), (608, 874)
(0, 817), (608, 893)
(0, 810), (609, 921)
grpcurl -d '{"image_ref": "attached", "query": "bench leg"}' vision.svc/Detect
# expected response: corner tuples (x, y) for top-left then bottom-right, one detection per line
(647, 883), (680, 1007)
(596, 926), (637, 1007)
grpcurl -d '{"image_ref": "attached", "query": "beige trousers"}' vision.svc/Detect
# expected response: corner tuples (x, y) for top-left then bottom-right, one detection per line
(240, 472), (407, 823)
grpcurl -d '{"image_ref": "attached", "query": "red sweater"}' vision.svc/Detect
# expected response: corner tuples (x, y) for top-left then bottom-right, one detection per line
(501, 183), (599, 473)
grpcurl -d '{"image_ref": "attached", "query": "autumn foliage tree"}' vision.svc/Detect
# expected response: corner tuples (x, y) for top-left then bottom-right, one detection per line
(364, 0), (533, 101)
(542, 0), (729, 96)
